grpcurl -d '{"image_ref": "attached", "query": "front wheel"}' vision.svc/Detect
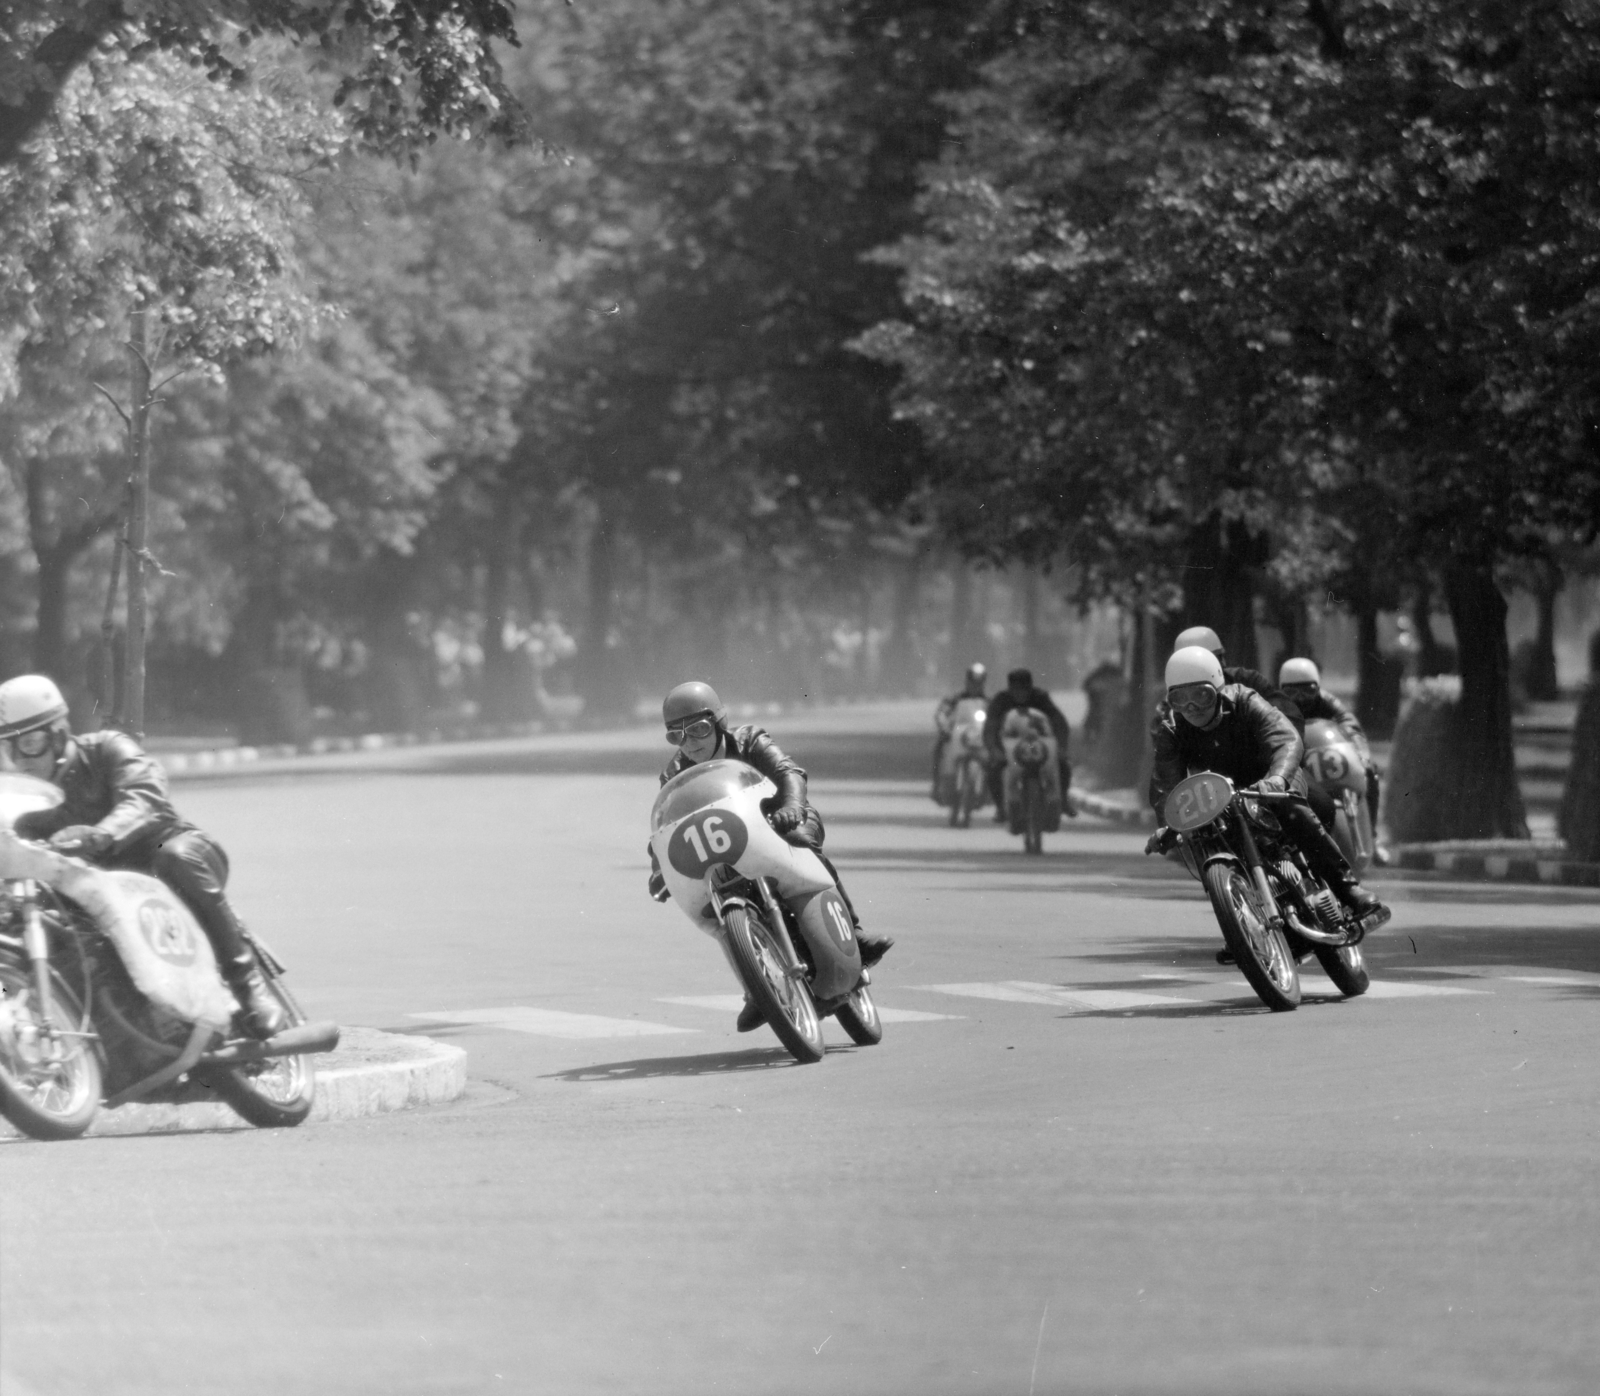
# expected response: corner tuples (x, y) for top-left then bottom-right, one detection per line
(0, 962), (103, 1141)
(196, 976), (316, 1128)
(1314, 941), (1371, 998)
(1203, 863), (1300, 1011)
(724, 906), (824, 1064)
(1023, 777), (1044, 854)
(835, 981), (883, 1046)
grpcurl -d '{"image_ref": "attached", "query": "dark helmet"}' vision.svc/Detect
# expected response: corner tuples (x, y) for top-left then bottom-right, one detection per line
(662, 680), (727, 728)
(1006, 667), (1033, 689)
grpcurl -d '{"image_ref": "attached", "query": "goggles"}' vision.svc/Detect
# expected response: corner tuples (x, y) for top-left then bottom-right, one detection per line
(1167, 682), (1219, 715)
(1282, 682), (1319, 699)
(665, 717), (717, 746)
(4, 727), (54, 760)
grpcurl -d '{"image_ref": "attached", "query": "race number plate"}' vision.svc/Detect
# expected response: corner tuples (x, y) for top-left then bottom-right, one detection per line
(1164, 771), (1234, 832)
(666, 808), (750, 877)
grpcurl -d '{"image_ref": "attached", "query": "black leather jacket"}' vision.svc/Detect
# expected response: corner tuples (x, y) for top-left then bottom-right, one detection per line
(1149, 685), (1305, 812)
(1295, 689), (1367, 752)
(659, 723), (809, 809)
(982, 688), (1070, 752)
(13, 731), (194, 864)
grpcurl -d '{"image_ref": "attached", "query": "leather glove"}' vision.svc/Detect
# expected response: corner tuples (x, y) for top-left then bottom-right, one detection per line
(768, 803), (803, 835)
(1252, 776), (1288, 796)
(1144, 827), (1177, 856)
(49, 825), (112, 857)
(647, 870), (670, 903)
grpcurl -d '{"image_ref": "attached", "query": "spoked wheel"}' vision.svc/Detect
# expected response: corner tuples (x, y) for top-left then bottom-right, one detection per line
(196, 976), (316, 1128)
(724, 906), (824, 1064)
(956, 761), (981, 829)
(1314, 941), (1371, 998)
(1203, 863), (1300, 1011)
(835, 979), (883, 1046)
(0, 962), (103, 1141)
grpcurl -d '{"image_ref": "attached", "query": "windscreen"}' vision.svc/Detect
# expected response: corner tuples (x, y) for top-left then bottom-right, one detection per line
(651, 759), (767, 832)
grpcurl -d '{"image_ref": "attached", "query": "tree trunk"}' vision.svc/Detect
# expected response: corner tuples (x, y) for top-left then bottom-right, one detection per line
(120, 310), (153, 737)
(1182, 514), (1261, 669)
(1352, 589), (1402, 740)
(31, 546), (74, 680)
(1410, 583), (1450, 676)
(478, 495), (523, 723)
(578, 502), (622, 720)
(1526, 564), (1561, 701)
(1442, 562), (1528, 839)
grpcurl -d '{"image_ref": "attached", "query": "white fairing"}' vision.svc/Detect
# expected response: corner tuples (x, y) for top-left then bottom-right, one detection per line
(1301, 721), (1373, 873)
(650, 759), (835, 936)
(1002, 707), (1058, 766)
(941, 698), (988, 771)
(0, 828), (236, 1031)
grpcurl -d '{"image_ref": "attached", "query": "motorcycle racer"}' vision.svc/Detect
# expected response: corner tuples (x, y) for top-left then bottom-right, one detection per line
(981, 668), (1073, 821)
(931, 662), (988, 801)
(1148, 648), (1386, 955)
(1171, 625), (1304, 735)
(1279, 657), (1388, 862)
(646, 681), (892, 1032)
(0, 674), (287, 1039)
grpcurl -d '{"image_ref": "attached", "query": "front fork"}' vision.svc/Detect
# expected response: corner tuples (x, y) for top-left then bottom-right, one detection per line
(19, 880), (55, 1026)
(1230, 808), (1283, 925)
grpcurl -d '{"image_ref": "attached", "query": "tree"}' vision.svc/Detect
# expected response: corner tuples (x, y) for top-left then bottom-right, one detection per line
(0, 0), (522, 168)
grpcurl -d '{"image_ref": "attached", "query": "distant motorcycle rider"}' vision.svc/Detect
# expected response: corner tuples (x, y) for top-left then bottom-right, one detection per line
(982, 668), (1072, 819)
(1279, 657), (1386, 857)
(646, 681), (893, 1032)
(931, 662), (988, 801)
(0, 674), (287, 1039)
(1147, 648), (1386, 937)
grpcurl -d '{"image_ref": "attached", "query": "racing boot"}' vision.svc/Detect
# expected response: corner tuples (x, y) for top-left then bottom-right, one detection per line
(736, 997), (765, 1032)
(223, 954), (289, 1040)
(1330, 872), (1386, 922)
(858, 930), (895, 969)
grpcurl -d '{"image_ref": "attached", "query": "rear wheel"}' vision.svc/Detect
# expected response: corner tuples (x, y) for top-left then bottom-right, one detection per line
(1314, 941), (1371, 998)
(196, 976), (315, 1128)
(724, 906), (824, 1064)
(1023, 777), (1044, 854)
(835, 981), (883, 1046)
(0, 961), (102, 1141)
(1203, 863), (1300, 1011)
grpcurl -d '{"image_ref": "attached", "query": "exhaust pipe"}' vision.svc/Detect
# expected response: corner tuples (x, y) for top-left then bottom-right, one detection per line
(200, 1021), (341, 1066)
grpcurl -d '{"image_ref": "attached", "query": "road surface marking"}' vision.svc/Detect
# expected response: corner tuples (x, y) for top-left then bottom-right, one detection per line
(1503, 975), (1596, 986)
(411, 1008), (696, 1038)
(918, 981), (1195, 1010)
(658, 994), (960, 1023)
(1357, 981), (1488, 998)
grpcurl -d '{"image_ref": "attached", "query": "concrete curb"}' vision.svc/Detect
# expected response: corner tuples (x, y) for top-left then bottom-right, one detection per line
(0, 1027), (466, 1140)
(155, 724), (547, 774)
(1069, 790), (1157, 827)
(1392, 846), (1600, 887)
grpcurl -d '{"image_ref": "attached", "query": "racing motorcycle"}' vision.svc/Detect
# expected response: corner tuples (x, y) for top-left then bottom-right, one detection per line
(1001, 708), (1062, 855)
(0, 772), (338, 1141)
(936, 696), (989, 828)
(1302, 719), (1375, 873)
(650, 759), (882, 1064)
(1153, 770), (1384, 1012)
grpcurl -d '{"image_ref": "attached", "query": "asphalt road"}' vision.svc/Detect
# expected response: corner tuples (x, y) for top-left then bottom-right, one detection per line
(3, 702), (1599, 1396)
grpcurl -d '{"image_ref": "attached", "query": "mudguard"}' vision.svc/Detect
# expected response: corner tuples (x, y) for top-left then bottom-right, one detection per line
(0, 830), (235, 1032)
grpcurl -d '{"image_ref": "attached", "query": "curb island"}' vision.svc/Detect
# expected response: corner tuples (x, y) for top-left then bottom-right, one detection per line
(0, 1028), (465, 1140)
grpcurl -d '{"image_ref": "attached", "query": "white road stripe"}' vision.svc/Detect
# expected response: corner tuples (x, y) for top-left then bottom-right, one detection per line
(919, 981), (1195, 1010)
(1503, 975), (1596, 986)
(411, 1008), (696, 1039)
(1356, 981), (1489, 998)
(658, 994), (961, 1023)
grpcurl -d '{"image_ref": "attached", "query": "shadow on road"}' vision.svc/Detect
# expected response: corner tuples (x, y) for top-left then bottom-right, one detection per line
(545, 1046), (839, 1081)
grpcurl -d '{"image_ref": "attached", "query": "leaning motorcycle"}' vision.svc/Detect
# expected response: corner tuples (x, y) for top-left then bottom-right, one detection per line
(1001, 708), (1061, 855)
(936, 697), (989, 828)
(650, 759), (881, 1064)
(0, 773), (338, 1141)
(1154, 771), (1387, 1012)
(1302, 719), (1375, 873)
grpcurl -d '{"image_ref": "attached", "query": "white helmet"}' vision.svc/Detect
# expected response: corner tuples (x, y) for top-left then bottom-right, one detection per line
(1165, 646), (1224, 692)
(0, 674), (69, 740)
(1173, 625), (1223, 655)
(1279, 657), (1321, 688)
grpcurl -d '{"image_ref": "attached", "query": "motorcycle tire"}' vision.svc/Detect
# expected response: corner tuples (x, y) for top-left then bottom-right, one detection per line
(1203, 863), (1300, 1012)
(956, 762), (980, 829)
(724, 905), (824, 1064)
(948, 785), (963, 827)
(835, 981), (884, 1047)
(1024, 778), (1044, 854)
(0, 961), (103, 1141)
(196, 975), (316, 1128)
(1314, 941), (1371, 998)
